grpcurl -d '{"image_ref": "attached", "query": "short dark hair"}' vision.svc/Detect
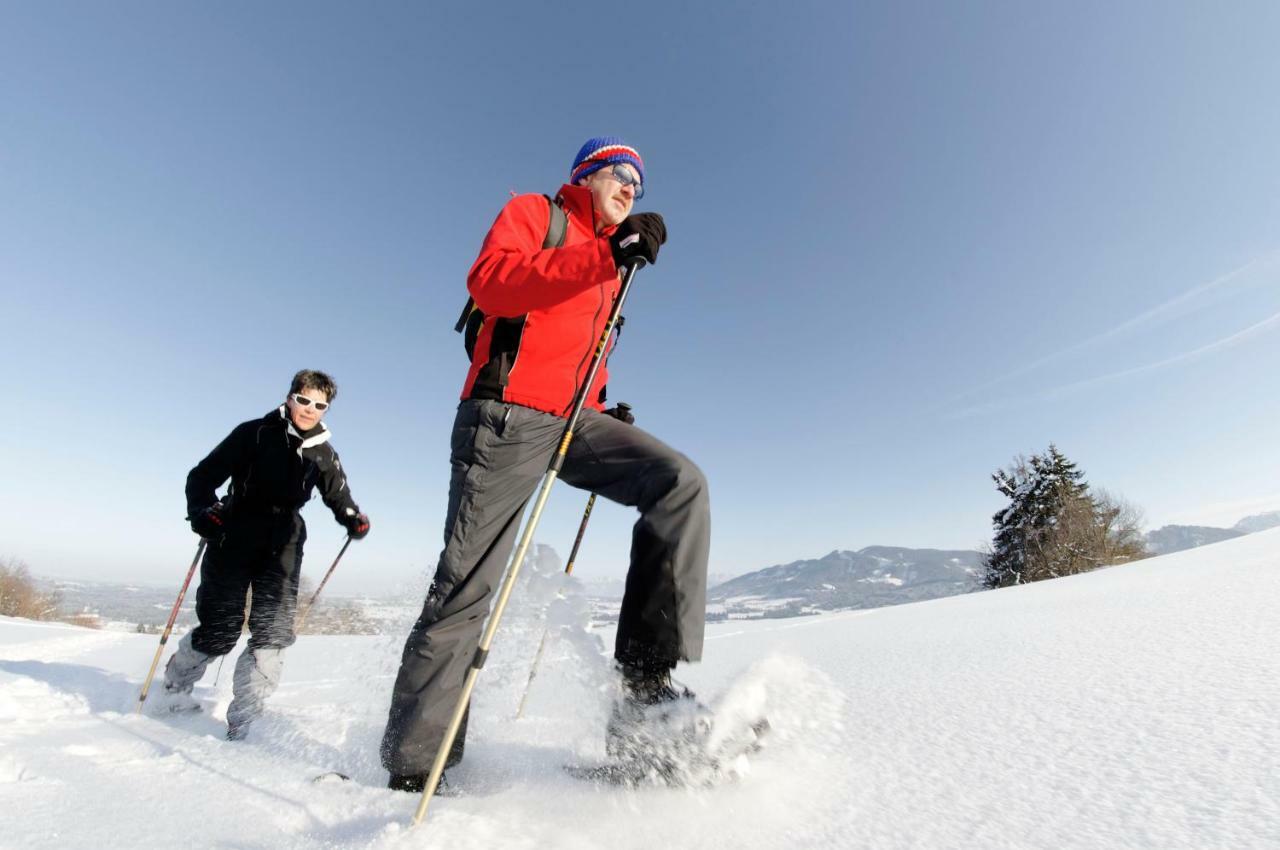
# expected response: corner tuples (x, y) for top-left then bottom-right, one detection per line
(289, 369), (337, 403)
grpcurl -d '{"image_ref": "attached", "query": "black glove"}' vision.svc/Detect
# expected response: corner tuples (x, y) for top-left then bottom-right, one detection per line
(603, 402), (635, 425)
(609, 213), (666, 268)
(342, 509), (371, 540)
(190, 502), (226, 539)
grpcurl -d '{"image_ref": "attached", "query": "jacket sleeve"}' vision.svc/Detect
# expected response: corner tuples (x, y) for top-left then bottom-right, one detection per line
(185, 423), (251, 519)
(318, 445), (359, 524)
(466, 194), (618, 318)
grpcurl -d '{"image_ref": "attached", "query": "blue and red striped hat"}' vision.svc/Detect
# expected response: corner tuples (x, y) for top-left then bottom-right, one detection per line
(570, 137), (645, 186)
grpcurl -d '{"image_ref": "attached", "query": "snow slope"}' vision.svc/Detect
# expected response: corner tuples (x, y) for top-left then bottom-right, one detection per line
(1, 530), (1277, 849)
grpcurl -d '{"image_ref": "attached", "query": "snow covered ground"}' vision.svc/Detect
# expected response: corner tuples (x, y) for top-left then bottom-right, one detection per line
(1, 530), (1277, 848)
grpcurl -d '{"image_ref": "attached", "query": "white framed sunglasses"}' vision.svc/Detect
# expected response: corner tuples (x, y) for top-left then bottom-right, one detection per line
(290, 393), (330, 412)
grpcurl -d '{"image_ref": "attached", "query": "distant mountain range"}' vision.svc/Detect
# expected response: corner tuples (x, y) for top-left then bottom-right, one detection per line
(1231, 511), (1280, 534)
(705, 510), (1280, 621)
(707, 546), (983, 620)
(1144, 511), (1280, 555)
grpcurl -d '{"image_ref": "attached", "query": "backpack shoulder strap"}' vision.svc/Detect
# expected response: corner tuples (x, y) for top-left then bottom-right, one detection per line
(454, 294), (475, 333)
(543, 194), (567, 249)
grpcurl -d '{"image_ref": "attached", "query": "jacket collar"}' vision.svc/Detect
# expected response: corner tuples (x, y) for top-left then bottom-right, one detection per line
(556, 183), (618, 237)
(275, 405), (332, 453)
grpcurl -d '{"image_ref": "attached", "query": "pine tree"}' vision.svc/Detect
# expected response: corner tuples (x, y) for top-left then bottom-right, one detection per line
(984, 455), (1041, 589)
(1027, 444), (1093, 579)
(1040, 444), (1087, 502)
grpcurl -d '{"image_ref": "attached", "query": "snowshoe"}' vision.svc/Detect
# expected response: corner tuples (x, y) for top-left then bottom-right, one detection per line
(568, 714), (771, 788)
(606, 676), (709, 762)
(313, 772), (351, 783)
(571, 663), (770, 788)
(150, 684), (202, 715)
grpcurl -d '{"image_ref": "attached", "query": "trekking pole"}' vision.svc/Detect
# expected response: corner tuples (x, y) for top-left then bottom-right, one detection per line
(514, 492), (597, 719)
(136, 538), (208, 713)
(564, 492), (598, 577)
(411, 259), (645, 827)
(295, 536), (353, 632)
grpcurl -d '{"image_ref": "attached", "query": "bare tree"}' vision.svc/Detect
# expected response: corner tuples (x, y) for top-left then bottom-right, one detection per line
(60, 610), (103, 630)
(0, 557), (62, 621)
(1091, 489), (1150, 567)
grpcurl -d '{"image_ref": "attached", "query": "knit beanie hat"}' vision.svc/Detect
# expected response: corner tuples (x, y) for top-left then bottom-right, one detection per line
(570, 137), (645, 186)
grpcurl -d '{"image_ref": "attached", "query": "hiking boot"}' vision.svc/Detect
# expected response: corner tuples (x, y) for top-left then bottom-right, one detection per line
(606, 662), (707, 761)
(622, 665), (694, 706)
(388, 773), (426, 793)
(388, 772), (452, 795)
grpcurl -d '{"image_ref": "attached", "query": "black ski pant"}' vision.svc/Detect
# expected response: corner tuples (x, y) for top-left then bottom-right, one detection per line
(189, 513), (306, 657)
(380, 399), (711, 776)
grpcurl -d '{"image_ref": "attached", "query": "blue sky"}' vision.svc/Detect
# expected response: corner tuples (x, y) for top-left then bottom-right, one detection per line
(3, 2), (1278, 596)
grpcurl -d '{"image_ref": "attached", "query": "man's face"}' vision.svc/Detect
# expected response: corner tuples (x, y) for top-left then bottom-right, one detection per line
(583, 163), (639, 229)
(286, 387), (329, 431)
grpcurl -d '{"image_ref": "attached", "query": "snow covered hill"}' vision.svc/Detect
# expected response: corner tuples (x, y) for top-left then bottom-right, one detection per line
(1, 530), (1277, 848)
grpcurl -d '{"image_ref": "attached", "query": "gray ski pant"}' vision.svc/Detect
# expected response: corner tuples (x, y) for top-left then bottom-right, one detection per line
(380, 399), (710, 775)
(163, 515), (304, 734)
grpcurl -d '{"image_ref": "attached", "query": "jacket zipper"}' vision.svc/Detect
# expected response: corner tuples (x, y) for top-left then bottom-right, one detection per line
(566, 277), (609, 416)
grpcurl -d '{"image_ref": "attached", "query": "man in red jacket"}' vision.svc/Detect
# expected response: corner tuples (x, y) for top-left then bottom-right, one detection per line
(381, 137), (710, 791)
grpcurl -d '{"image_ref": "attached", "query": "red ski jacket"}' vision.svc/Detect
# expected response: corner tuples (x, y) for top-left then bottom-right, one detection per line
(461, 183), (622, 416)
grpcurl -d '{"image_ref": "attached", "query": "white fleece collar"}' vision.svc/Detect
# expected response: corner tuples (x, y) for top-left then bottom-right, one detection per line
(277, 405), (332, 454)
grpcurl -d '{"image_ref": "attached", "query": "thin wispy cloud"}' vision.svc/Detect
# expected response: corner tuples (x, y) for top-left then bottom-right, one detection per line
(1038, 307), (1280, 398)
(948, 308), (1280, 418)
(944, 252), (1280, 419)
(952, 251), (1280, 401)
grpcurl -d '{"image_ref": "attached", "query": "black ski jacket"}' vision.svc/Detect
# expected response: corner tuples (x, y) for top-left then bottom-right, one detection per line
(186, 407), (359, 524)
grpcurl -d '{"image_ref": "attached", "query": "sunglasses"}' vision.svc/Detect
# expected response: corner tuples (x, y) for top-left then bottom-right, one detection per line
(290, 393), (330, 412)
(599, 163), (645, 199)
